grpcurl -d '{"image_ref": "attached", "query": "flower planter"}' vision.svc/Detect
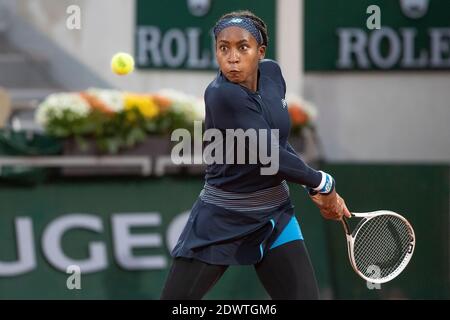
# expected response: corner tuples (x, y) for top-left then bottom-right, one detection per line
(62, 135), (172, 176)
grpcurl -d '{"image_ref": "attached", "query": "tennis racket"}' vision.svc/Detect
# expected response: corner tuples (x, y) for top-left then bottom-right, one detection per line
(340, 210), (415, 284)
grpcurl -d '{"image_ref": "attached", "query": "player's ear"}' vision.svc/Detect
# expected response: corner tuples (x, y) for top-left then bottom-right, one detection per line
(258, 45), (266, 60)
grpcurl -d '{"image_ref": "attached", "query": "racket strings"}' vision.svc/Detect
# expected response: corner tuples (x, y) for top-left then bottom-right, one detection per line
(353, 215), (412, 280)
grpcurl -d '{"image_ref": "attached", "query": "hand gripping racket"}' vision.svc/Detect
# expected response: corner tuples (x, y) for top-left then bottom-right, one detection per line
(340, 210), (415, 284)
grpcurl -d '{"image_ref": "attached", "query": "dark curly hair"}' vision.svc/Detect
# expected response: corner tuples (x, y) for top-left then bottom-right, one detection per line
(216, 10), (269, 47)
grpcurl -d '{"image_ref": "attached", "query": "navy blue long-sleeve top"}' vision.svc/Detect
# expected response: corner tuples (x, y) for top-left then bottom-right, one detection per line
(204, 59), (322, 192)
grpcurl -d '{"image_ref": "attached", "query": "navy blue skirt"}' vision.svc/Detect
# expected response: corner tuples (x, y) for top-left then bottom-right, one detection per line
(171, 197), (295, 265)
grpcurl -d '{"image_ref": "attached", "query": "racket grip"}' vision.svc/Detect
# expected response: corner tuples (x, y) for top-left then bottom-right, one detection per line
(341, 216), (351, 235)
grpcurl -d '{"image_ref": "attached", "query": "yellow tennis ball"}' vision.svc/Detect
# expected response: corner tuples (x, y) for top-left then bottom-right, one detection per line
(111, 52), (135, 75)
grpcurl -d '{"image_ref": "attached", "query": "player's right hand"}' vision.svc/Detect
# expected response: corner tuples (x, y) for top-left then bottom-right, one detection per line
(309, 189), (351, 220)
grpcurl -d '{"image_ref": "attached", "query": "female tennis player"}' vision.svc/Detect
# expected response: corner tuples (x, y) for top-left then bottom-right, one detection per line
(161, 10), (351, 300)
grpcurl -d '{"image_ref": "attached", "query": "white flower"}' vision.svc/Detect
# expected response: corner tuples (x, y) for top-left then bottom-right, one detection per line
(86, 88), (124, 112)
(157, 88), (205, 121)
(285, 93), (318, 123)
(191, 97), (206, 121)
(301, 99), (318, 123)
(35, 93), (90, 127)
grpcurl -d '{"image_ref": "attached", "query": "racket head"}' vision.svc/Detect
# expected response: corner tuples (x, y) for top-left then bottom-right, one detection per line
(345, 210), (415, 284)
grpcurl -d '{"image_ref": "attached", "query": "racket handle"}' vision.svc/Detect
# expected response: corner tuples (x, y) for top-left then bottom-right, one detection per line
(341, 216), (351, 235)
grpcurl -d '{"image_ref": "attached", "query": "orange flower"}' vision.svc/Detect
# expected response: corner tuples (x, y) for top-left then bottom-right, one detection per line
(289, 104), (309, 126)
(79, 92), (114, 115)
(153, 94), (172, 113)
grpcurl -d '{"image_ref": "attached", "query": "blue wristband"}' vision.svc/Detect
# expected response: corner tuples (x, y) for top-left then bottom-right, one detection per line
(306, 171), (335, 195)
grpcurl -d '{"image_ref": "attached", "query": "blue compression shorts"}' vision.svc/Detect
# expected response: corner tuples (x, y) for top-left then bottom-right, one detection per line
(270, 216), (303, 250)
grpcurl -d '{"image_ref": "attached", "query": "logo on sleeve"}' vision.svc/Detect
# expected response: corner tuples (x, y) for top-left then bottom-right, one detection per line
(281, 99), (287, 109)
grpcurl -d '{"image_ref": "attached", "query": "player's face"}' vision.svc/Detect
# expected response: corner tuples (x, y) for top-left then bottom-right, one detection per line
(216, 26), (266, 91)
